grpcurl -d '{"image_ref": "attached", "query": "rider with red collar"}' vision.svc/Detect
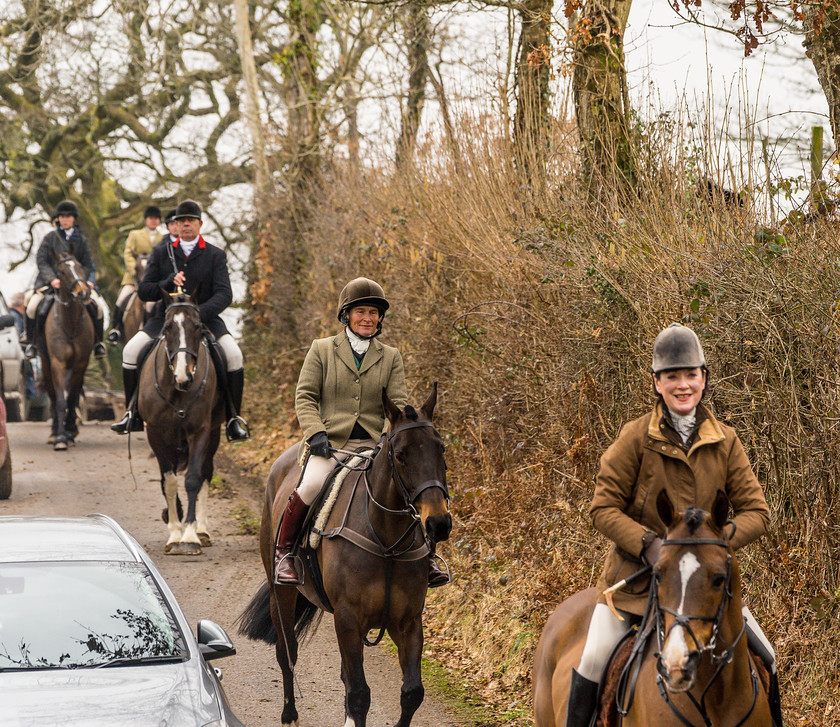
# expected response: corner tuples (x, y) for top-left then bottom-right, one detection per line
(111, 199), (249, 442)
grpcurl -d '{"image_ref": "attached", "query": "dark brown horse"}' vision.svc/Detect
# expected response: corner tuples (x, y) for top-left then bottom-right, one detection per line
(137, 291), (223, 555)
(122, 253), (149, 343)
(533, 490), (772, 726)
(40, 252), (94, 451)
(239, 386), (452, 727)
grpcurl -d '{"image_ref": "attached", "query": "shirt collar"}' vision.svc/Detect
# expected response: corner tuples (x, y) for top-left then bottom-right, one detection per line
(172, 235), (206, 249)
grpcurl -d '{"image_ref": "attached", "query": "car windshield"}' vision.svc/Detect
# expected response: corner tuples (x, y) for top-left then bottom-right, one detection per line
(0, 562), (188, 670)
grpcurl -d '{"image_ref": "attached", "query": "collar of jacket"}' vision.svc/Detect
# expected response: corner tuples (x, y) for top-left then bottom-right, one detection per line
(646, 402), (724, 456)
(172, 235), (206, 249)
(333, 332), (382, 375)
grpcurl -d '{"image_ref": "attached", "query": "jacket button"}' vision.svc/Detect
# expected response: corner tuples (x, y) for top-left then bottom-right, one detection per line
(354, 412), (359, 417)
(355, 379), (360, 384)
(354, 395), (359, 400)
(661, 445), (667, 451)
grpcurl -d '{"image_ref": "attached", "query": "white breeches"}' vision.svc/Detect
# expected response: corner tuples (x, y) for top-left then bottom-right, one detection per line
(116, 284), (135, 307)
(577, 603), (634, 682)
(25, 288), (105, 319)
(123, 331), (243, 371)
(296, 437), (375, 505)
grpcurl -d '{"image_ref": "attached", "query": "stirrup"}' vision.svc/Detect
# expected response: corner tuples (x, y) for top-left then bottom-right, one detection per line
(274, 552), (303, 585)
(428, 552), (452, 588)
(225, 416), (250, 442)
(94, 342), (107, 359)
(24, 343), (37, 359)
(106, 329), (121, 344)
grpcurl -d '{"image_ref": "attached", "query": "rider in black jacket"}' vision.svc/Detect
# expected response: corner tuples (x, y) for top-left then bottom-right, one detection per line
(111, 199), (250, 441)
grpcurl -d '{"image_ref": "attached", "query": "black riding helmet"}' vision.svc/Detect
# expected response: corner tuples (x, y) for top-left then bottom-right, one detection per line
(53, 199), (79, 219)
(164, 208), (178, 225)
(337, 277), (390, 339)
(144, 205), (162, 221)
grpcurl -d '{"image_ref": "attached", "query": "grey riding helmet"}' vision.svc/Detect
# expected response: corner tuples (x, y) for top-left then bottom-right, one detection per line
(651, 323), (706, 373)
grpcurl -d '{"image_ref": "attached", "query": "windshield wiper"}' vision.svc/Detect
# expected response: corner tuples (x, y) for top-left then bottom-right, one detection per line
(90, 653), (187, 669)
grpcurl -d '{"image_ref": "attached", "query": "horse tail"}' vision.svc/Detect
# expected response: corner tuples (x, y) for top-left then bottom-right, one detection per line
(237, 581), (275, 643)
(237, 580), (323, 645)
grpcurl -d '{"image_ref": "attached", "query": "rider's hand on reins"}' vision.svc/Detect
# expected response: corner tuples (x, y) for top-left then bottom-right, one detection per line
(51, 278), (60, 289)
(308, 431), (331, 458)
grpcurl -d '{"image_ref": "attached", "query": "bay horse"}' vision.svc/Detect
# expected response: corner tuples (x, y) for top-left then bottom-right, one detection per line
(238, 385), (452, 727)
(40, 251), (94, 451)
(122, 253), (150, 343)
(137, 290), (223, 555)
(533, 489), (772, 726)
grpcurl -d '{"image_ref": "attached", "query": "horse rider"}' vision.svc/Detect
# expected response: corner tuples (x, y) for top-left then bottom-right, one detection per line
(22, 199), (107, 360)
(159, 208), (180, 246)
(565, 323), (782, 727)
(273, 277), (450, 588)
(106, 205), (162, 344)
(110, 199), (250, 442)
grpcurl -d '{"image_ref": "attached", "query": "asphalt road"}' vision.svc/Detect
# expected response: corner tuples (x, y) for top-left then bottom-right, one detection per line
(3, 421), (459, 727)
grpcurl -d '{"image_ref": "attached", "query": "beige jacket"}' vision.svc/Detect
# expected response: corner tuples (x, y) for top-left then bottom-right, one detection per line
(591, 402), (770, 615)
(295, 332), (408, 463)
(121, 227), (162, 285)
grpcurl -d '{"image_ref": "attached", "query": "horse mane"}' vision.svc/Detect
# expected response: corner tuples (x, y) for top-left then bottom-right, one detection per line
(403, 405), (419, 421)
(682, 507), (706, 535)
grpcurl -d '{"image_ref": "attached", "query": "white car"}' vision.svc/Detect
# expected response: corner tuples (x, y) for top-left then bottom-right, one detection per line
(0, 293), (26, 422)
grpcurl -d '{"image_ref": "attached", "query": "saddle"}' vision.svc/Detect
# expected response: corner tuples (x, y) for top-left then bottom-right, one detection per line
(595, 625), (771, 727)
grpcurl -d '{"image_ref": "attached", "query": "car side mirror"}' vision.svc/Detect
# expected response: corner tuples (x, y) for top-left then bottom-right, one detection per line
(197, 619), (236, 661)
(0, 314), (15, 330)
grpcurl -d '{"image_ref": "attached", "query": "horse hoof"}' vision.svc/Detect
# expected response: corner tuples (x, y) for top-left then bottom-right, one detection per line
(53, 439), (68, 451)
(164, 543), (176, 554)
(198, 533), (212, 547)
(47, 434), (56, 445)
(171, 542), (202, 556)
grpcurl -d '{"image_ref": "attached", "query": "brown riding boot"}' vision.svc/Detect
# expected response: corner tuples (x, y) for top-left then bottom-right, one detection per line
(427, 540), (450, 588)
(274, 491), (310, 585)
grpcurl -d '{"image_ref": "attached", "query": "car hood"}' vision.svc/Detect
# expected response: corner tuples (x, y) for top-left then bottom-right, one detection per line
(0, 660), (223, 727)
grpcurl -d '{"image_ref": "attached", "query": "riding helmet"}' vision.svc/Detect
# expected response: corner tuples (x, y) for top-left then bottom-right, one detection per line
(53, 199), (79, 218)
(173, 199), (202, 220)
(144, 205), (162, 220)
(164, 208), (178, 225)
(651, 323), (706, 373)
(337, 277), (390, 323)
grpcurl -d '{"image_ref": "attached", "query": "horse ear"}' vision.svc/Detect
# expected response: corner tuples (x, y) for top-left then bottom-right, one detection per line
(160, 285), (171, 307)
(191, 280), (203, 303)
(420, 382), (437, 420)
(382, 388), (402, 425)
(656, 489), (677, 529)
(712, 489), (730, 530)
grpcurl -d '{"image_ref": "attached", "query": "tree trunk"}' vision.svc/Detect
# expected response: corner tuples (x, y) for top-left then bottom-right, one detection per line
(513, 0), (552, 186)
(803, 0), (840, 152)
(572, 0), (635, 196)
(396, 2), (430, 166)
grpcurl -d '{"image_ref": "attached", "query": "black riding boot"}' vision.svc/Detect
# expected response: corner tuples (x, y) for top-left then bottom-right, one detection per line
(89, 306), (106, 358)
(566, 668), (599, 727)
(224, 368), (250, 442)
(106, 303), (124, 345)
(747, 621), (783, 726)
(427, 539), (450, 587)
(23, 315), (37, 358)
(111, 367), (143, 434)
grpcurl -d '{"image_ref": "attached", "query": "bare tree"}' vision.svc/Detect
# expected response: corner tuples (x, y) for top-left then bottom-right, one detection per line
(396, 2), (432, 165)
(803, 0), (840, 149)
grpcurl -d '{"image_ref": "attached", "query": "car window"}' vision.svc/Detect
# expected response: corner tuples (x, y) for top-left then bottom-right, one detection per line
(0, 562), (188, 670)
(0, 295), (8, 315)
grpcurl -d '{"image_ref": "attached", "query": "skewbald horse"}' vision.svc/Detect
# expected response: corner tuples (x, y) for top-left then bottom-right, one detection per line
(533, 489), (772, 726)
(239, 385), (452, 727)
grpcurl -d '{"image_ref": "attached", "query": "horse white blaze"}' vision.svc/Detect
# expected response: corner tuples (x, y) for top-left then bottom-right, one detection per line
(661, 552), (701, 672)
(173, 312), (190, 384)
(164, 473), (181, 545)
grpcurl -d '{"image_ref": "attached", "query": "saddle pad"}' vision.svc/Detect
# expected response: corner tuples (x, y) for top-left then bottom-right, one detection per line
(308, 450), (373, 550)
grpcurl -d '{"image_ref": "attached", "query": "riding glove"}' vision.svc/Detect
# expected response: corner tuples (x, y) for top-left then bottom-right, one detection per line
(308, 431), (331, 458)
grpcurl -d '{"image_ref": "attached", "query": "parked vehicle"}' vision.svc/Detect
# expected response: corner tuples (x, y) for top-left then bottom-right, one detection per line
(0, 395), (10, 499)
(0, 514), (244, 727)
(0, 296), (26, 422)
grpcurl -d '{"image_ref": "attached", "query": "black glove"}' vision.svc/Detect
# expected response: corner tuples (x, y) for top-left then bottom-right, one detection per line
(308, 431), (331, 458)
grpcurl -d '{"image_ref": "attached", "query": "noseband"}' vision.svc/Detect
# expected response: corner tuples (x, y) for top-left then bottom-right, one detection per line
(652, 531), (759, 727)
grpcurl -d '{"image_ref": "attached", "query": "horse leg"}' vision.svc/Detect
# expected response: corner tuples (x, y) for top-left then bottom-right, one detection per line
(389, 616), (425, 727)
(196, 431), (218, 548)
(271, 585), (301, 727)
(335, 611), (371, 727)
(162, 470), (183, 553)
(173, 429), (210, 556)
(51, 361), (69, 450)
(65, 368), (84, 443)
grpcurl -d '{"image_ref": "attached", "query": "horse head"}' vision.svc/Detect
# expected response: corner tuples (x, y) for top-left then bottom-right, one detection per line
(53, 252), (90, 302)
(653, 489), (735, 693)
(161, 288), (203, 391)
(134, 254), (149, 286)
(383, 383), (452, 544)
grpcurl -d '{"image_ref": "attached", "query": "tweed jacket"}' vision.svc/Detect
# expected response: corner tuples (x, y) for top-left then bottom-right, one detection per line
(34, 228), (96, 288)
(591, 402), (770, 615)
(121, 227), (163, 285)
(137, 236), (232, 340)
(295, 332), (408, 463)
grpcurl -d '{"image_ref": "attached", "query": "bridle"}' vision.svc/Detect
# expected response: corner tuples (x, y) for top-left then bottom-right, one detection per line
(54, 254), (90, 305)
(651, 530), (759, 727)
